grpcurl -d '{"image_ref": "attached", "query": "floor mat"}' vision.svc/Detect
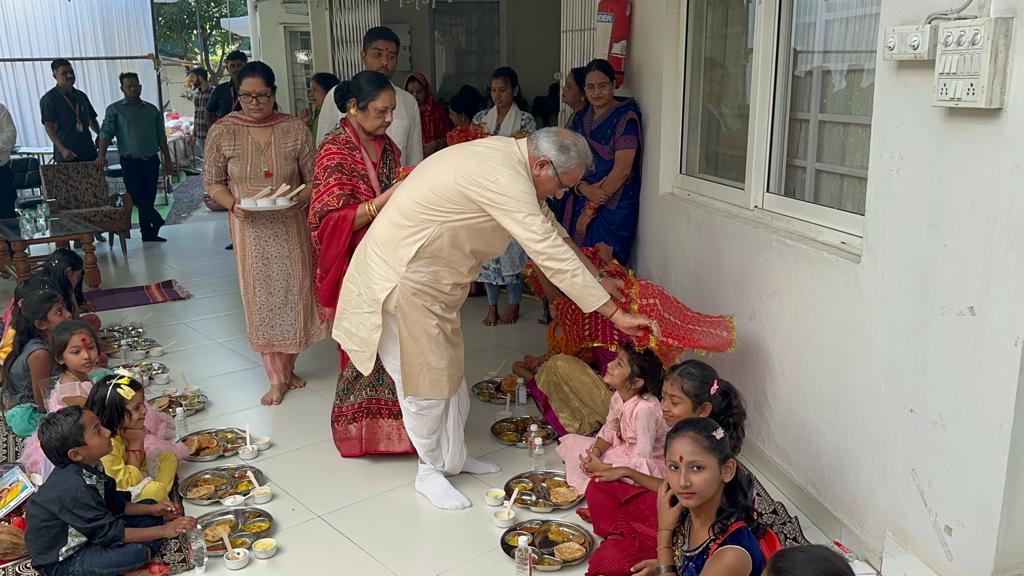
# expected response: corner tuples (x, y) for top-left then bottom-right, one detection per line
(87, 279), (192, 312)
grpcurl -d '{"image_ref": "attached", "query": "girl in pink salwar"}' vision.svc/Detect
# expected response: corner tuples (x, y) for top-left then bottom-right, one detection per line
(556, 342), (668, 492)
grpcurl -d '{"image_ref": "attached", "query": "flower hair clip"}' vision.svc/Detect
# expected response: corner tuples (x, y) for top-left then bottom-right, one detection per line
(711, 427), (725, 441)
(710, 379), (719, 395)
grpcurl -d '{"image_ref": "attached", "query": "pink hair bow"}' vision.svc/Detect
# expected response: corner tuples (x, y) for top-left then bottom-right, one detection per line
(710, 379), (719, 395)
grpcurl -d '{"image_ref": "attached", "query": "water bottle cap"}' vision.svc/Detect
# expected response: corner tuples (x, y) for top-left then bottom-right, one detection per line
(529, 424), (538, 431)
(517, 377), (525, 384)
(518, 535), (529, 546)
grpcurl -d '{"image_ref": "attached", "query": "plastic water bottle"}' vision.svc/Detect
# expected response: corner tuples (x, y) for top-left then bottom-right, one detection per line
(514, 535), (532, 575)
(175, 407), (188, 437)
(525, 423), (539, 449)
(531, 437), (546, 472)
(515, 377), (527, 413)
(38, 201), (49, 220)
(189, 528), (207, 573)
(118, 341), (130, 362)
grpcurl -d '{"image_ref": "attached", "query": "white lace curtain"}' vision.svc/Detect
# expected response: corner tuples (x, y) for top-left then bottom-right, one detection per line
(0, 0), (159, 148)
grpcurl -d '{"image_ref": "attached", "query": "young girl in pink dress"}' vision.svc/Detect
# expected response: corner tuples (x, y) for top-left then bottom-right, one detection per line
(556, 342), (667, 492)
(19, 320), (187, 482)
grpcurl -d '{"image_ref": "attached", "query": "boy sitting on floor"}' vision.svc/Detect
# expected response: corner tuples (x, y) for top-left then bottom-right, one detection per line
(25, 406), (197, 576)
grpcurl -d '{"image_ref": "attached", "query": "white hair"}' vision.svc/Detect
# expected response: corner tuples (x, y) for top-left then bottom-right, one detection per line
(527, 128), (593, 173)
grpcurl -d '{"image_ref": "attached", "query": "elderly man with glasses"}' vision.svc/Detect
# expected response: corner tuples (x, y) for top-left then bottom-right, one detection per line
(333, 127), (657, 511)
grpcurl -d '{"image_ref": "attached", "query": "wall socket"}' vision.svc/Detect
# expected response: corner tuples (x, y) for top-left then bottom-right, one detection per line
(933, 17), (1013, 108)
(882, 24), (938, 61)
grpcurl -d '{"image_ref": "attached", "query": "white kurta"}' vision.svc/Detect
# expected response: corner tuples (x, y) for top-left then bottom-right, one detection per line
(316, 83), (424, 165)
(334, 137), (610, 400)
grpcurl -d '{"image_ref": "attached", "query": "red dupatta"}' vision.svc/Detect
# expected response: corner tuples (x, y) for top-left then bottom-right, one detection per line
(524, 247), (735, 365)
(407, 72), (452, 145)
(308, 117), (400, 320)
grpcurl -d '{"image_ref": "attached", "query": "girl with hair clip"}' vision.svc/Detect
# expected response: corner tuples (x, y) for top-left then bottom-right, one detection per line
(19, 322), (187, 482)
(86, 374), (179, 502)
(582, 359), (744, 576)
(2, 290), (70, 436)
(556, 342), (667, 493)
(655, 417), (764, 576)
(587, 360), (797, 576)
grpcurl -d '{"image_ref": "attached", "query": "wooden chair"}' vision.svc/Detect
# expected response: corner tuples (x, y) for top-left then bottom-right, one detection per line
(39, 162), (133, 256)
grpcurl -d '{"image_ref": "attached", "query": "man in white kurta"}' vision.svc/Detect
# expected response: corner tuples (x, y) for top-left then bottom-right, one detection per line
(317, 26), (423, 164)
(335, 128), (655, 509)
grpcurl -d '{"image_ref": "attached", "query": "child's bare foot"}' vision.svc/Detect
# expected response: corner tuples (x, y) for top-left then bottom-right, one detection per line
(261, 382), (288, 405)
(289, 373), (307, 389)
(499, 304), (520, 325)
(483, 305), (500, 326)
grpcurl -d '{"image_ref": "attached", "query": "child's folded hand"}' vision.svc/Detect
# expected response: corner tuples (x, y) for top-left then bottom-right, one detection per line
(150, 500), (180, 518)
(161, 516), (198, 538)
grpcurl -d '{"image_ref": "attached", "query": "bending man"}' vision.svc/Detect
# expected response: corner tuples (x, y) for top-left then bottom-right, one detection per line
(335, 128), (656, 510)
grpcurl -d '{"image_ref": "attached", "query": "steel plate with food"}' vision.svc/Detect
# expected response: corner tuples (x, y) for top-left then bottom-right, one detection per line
(471, 378), (508, 404)
(113, 361), (170, 378)
(179, 465), (267, 505)
(98, 325), (145, 342)
(503, 470), (583, 511)
(499, 519), (593, 570)
(490, 417), (557, 448)
(180, 428), (248, 461)
(195, 507), (274, 556)
(147, 393), (208, 417)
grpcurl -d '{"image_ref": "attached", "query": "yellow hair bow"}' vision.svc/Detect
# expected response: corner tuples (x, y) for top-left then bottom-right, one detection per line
(104, 376), (136, 403)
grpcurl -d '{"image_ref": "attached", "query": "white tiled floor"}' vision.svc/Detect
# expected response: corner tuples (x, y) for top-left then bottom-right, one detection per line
(0, 218), (827, 575)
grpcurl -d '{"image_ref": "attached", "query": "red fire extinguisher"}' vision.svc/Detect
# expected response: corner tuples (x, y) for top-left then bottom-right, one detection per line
(595, 0), (632, 87)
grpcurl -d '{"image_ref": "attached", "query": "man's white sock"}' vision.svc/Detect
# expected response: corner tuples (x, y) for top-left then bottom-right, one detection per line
(415, 464), (471, 510)
(461, 456), (500, 475)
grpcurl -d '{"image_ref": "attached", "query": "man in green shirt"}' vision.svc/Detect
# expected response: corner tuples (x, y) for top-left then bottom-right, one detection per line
(97, 72), (173, 242)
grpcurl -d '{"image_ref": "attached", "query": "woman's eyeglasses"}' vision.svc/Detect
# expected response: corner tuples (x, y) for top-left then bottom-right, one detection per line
(238, 92), (273, 104)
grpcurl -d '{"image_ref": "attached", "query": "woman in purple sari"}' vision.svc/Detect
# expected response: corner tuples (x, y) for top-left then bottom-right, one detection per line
(564, 59), (642, 265)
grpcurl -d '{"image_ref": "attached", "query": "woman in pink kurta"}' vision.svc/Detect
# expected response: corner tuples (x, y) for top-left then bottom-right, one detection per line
(556, 343), (668, 492)
(203, 62), (327, 405)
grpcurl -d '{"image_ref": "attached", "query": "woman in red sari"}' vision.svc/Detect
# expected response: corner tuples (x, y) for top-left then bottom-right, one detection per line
(309, 71), (415, 457)
(404, 72), (451, 158)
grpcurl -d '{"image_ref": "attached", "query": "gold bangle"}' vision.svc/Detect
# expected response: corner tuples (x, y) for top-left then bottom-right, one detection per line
(370, 199), (379, 218)
(364, 201), (376, 221)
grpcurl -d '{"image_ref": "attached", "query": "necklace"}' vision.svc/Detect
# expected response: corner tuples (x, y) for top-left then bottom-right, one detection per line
(251, 131), (274, 179)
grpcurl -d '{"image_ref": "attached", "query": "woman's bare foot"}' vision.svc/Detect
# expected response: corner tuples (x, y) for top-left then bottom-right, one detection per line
(483, 305), (500, 326)
(261, 382), (288, 405)
(499, 303), (520, 325)
(288, 373), (307, 390)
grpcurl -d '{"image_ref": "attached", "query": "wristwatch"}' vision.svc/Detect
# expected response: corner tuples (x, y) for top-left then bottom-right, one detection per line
(595, 271), (607, 282)
(655, 566), (677, 575)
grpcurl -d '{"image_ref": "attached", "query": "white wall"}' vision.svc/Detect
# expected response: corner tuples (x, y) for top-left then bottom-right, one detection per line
(309, 0), (332, 73)
(159, 65), (195, 118)
(381, 0), (434, 83)
(628, 1), (1024, 575)
(255, 0), (311, 113)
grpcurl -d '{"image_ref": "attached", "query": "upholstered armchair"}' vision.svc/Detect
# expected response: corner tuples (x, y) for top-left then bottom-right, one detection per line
(39, 162), (133, 255)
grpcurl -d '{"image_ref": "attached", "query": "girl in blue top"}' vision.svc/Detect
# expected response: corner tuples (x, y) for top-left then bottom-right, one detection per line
(2, 290), (71, 436)
(655, 417), (764, 576)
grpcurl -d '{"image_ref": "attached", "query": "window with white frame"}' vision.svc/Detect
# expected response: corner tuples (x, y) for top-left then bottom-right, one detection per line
(677, 0), (881, 238)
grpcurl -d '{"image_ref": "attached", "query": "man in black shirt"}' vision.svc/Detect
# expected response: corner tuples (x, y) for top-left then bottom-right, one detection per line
(207, 50), (248, 121)
(40, 59), (100, 162)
